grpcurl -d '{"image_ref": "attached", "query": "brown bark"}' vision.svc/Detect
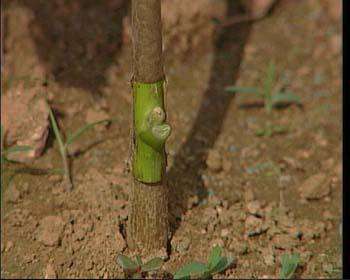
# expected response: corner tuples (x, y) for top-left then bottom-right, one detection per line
(131, 0), (164, 83)
(127, 0), (168, 253)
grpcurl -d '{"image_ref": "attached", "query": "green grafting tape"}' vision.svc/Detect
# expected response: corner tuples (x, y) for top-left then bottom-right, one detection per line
(132, 80), (171, 183)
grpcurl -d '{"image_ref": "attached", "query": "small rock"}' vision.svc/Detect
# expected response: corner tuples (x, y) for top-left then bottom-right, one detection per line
(177, 237), (191, 253)
(278, 175), (292, 188)
(245, 215), (267, 237)
(261, 247), (275, 266)
(5, 241), (14, 252)
(1, 84), (50, 162)
(298, 173), (331, 200)
(206, 150), (222, 172)
(37, 216), (65, 247)
(44, 263), (57, 279)
(246, 200), (263, 217)
(115, 230), (126, 252)
(5, 186), (21, 203)
(221, 228), (230, 238)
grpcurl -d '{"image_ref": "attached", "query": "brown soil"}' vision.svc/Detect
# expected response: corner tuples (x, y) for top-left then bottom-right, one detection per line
(1, 0), (341, 279)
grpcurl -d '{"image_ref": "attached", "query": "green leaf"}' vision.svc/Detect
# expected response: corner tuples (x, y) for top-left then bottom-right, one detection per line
(280, 253), (300, 279)
(271, 92), (301, 105)
(48, 105), (65, 151)
(174, 262), (208, 280)
(141, 257), (163, 272)
(255, 128), (267, 137)
(135, 255), (143, 267)
(263, 61), (276, 111)
(225, 86), (261, 96)
(3, 145), (32, 155)
(207, 246), (222, 271)
(209, 256), (234, 275)
(117, 254), (139, 272)
(65, 119), (111, 146)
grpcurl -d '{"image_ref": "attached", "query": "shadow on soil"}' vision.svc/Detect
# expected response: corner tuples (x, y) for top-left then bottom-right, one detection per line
(167, 1), (252, 237)
(18, 0), (128, 98)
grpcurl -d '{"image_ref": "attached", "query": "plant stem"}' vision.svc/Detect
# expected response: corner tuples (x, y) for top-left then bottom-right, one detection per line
(48, 106), (72, 191)
(127, 0), (170, 253)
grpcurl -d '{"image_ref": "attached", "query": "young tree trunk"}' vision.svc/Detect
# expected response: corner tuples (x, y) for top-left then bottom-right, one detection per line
(127, 0), (170, 254)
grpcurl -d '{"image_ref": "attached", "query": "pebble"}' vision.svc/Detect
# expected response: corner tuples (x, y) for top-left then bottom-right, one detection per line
(36, 216), (65, 247)
(5, 185), (21, 203)
(246, 200), (263, 217)
(298, 173), (331, 200)
(5, 241), (14, 252)
(221, 228), (230, 238)
(177, 237), (191, 253)
(245, 215), (267, 237)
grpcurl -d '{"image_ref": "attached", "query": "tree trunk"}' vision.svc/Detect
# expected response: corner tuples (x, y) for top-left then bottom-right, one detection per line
(127, 0), (170, 254)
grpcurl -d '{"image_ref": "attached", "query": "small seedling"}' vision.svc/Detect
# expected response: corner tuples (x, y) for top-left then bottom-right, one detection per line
(225, 60), (301, 114)
(48, 105), (111, 191)
(255, 122), (289, 137)
(279, 253), (300, 279)
(117, 254), (164, 278)
(174, 245), (234, 279)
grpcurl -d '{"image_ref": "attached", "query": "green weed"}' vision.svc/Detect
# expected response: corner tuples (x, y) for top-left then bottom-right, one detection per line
(117, 254), (164, 278)
(279, 253), (300, 279)
(48, 104), (112, 191)
(174, 245), (234, 279)
(225, 60), (301, 114)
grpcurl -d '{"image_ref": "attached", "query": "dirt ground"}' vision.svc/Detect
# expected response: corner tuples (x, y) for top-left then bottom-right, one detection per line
(1, 0), (342, 278)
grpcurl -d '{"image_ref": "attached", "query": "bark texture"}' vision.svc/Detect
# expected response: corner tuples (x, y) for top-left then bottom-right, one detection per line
(127, 0), (169, 252)
(132, 0), (164, 82)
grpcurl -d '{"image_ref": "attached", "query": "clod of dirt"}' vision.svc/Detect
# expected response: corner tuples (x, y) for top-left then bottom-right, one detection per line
(5, 185), (21, 203)
(175, 237), (191, 254)
(260, 247), (275, 266)
(115, 230), (126, 253)
(228, 237), (249, 255)
(298, 173), (331, 200)
(245, 215), (268, 237)
(221, 228), (230, 238)
(246, 200), (264, 217)
(5, 241), (14, 252)
(272, 234), (298, 250)
(206, 150), (223, 172)
(44, 264), (57, 279)
(36, 216), (65, 247)
(1, 83), (49, 162)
